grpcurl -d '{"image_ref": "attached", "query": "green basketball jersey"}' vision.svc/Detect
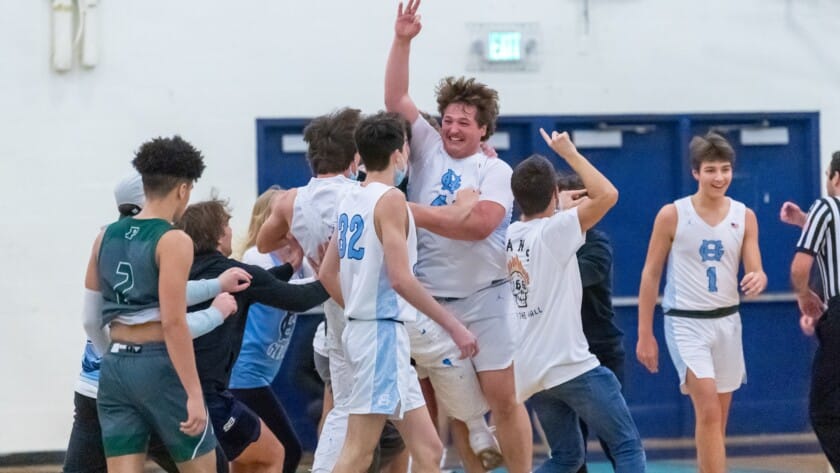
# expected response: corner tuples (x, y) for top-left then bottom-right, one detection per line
(98, 217), (173, 326)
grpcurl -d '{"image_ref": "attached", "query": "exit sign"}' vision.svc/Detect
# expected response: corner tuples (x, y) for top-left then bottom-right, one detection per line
(487, 31), (522, 62)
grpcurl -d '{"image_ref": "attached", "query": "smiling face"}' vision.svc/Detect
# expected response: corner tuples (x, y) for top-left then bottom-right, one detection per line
(693, 160), (733, 198)
(440, 103), (487, 159)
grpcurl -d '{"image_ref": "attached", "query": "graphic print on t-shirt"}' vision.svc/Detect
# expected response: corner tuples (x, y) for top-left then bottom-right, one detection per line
(506, 238), (544, 319)
(508, 255), (530, 309)
(430, 169), (462, 206)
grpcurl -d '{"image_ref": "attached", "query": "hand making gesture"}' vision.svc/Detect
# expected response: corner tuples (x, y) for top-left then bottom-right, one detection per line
(394, 0), (422, 41)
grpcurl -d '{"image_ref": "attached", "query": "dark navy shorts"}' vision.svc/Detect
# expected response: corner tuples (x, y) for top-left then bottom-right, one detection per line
(206, 390), (261, 461)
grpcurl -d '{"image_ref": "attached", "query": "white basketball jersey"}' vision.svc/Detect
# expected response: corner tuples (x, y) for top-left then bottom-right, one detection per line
(338, 182), (418, 323)
(662, 196), (746, 313)
(291, 175), (359, 266)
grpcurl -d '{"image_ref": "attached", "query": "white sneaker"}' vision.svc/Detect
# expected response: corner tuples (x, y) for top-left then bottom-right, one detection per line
(469, 424), (504, 471)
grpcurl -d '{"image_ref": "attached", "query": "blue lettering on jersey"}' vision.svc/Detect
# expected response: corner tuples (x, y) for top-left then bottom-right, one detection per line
(440, 169), (462, 193)
(430, 194), (448, 207)
(706, 266), (718, 292)
(699, 240), (724, 262)
(338, 213), (366, 260)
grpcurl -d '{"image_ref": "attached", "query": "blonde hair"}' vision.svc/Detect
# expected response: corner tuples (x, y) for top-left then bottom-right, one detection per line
(232, 186), (283, 260)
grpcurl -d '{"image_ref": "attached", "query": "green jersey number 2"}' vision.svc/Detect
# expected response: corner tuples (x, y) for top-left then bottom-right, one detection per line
(114, 261), (135, 304)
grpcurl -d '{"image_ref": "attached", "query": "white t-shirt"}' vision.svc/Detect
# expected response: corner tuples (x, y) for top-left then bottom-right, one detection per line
(408, 117), (514, 298)
(662, 197), (745, 313)
(506, 208), (600, 402)
(338, 183), (418, 323)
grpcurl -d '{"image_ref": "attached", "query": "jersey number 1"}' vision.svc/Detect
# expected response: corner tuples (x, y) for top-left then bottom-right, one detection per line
(338, 213), (365, 260)
(706, 266), (718, 293)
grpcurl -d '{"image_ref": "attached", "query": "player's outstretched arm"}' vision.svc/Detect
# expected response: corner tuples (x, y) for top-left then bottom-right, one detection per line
(636, 204), (676, 374)
(256, 189), (296, 254)
(384, 0), (421, 125)
(377, 190), (478, 359)
(408, 187), (503, 241)
(185, 267), (252, 306)
(540, 128), (618, 231)
(740, 209), (767, 298)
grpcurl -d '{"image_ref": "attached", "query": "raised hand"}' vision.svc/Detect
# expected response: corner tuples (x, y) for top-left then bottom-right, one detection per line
(780, 201), (806, 227)
(394, 0), (422, 40)
(540, 128), (579, 160)
(211, 292), (238, 320)
(218, 267), (252, 293)
(559, 189), (588, 210)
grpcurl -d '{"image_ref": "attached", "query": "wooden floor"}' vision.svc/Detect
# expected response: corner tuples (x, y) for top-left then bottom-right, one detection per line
(1, 435), (830, 473)
(0, 453), (830, 473)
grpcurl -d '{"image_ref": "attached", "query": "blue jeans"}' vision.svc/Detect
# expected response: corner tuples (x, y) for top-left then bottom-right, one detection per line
(530, 366), (646, 473)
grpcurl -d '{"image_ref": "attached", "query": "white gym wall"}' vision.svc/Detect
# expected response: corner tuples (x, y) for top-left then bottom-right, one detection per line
(0, 0), (837, 453)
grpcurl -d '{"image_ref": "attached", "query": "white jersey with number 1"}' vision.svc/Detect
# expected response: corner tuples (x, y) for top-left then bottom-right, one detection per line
(663, 196), (745, 313)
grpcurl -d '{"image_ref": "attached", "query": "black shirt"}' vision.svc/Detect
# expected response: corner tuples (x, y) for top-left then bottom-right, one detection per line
(578, 229), (624, 358)
(188, 251), (330, 393)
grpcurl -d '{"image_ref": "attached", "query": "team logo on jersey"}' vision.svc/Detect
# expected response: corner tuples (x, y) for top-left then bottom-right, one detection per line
(124, 226), (140, 240)
(508, 255), (530, 309)
(375, 393), (392, 408)
(699, 240), (724, 262)
(440, 169), (462, 193)
(430, 194), (448, 207)
(429, 169), (463, 206)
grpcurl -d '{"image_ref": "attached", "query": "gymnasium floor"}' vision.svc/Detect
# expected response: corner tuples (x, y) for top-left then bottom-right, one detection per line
(0, 449), (829, 473)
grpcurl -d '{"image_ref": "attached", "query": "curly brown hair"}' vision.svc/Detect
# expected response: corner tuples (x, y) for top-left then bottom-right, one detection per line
(435, 76), (499, 140)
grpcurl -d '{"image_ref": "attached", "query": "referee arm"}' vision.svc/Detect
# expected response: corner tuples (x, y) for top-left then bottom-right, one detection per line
(791, 199), (829, 319)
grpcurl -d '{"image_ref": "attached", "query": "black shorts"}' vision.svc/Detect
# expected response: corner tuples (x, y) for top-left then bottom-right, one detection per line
(379, 420), (406, 465)
(207, 390), (261, 461)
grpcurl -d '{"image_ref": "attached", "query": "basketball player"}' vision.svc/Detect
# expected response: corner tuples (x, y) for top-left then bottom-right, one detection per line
(318, 111), (478, 473)
(256, 108), (364, 473)
(636, 132), (767, 473)
(82, 136), (216, 473)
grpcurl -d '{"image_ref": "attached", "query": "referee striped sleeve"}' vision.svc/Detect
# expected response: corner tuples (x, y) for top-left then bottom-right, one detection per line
(797, 198), (832, 255)
(797, 197), (840, 300)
